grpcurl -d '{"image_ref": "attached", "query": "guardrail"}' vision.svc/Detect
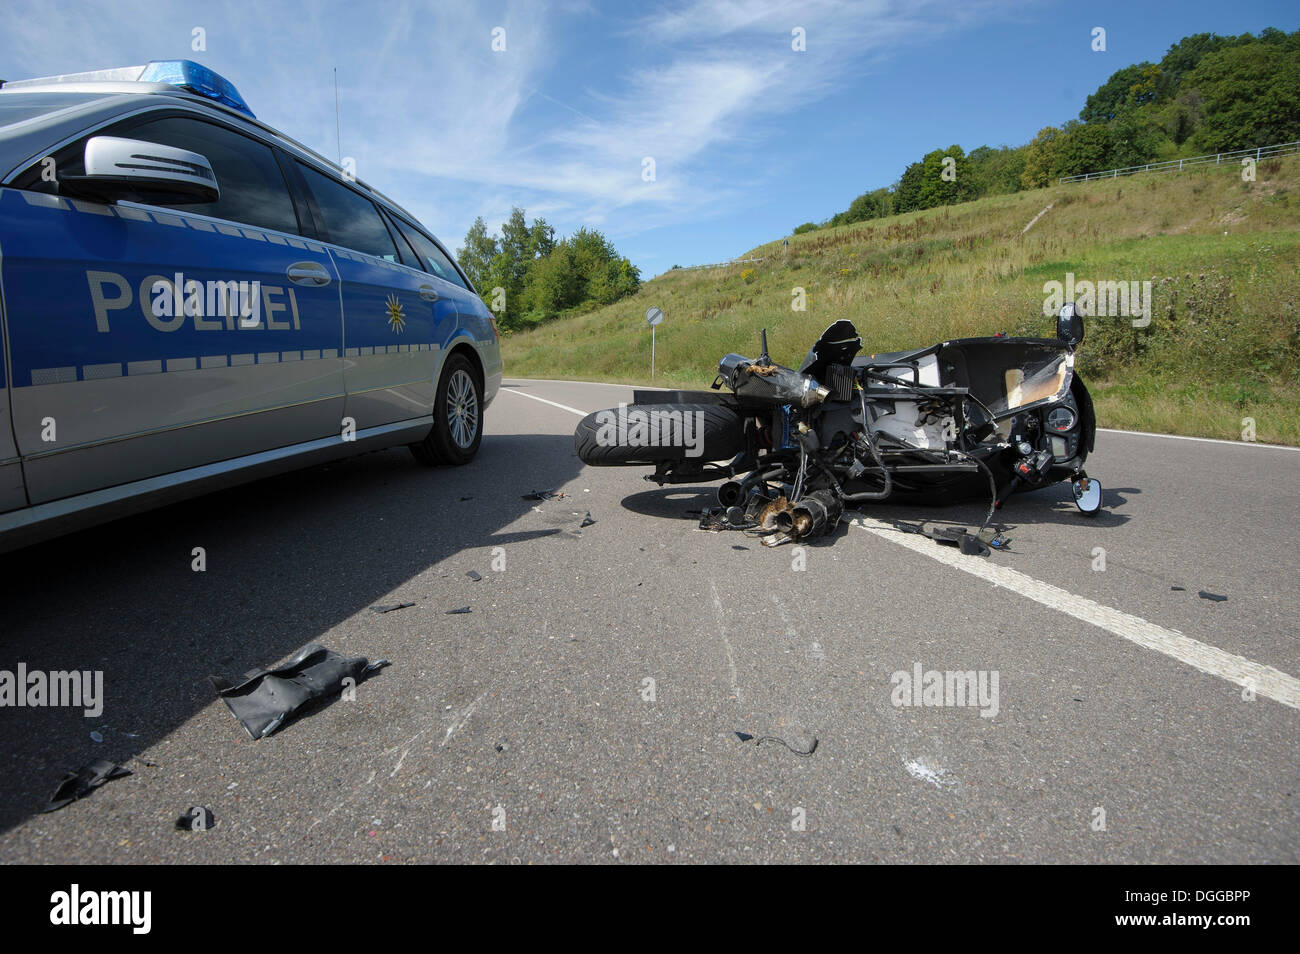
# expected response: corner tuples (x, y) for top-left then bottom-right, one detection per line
(1057, 140), (1300, 183)
(672, 257), (766, 272)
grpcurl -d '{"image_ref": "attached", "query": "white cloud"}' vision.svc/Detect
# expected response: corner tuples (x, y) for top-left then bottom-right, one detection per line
(0, 0), (1034, 259)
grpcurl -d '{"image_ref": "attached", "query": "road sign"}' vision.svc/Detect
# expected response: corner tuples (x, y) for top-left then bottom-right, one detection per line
(644, 307), (664, 376)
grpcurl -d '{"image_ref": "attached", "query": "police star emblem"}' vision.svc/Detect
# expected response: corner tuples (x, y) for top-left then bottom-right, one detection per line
(385, 294), (406, 333)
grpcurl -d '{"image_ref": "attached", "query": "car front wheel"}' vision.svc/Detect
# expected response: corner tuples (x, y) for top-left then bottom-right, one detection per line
(410, 352), (483, 466)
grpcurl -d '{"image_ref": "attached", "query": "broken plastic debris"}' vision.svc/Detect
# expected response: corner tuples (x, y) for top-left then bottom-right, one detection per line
(697, 506), (758, 533)
(89, 731), (103, 743)
(209, 643), (390, 740)
(902, 521), (1000, 556)
(466, 571), (482, 581)
(522, 489), (568, 501)
(978, 526), (1011, 549)
(43, 759), (131, 813)
(372, 602), (415, 614)
(175, 806), (216, 831)
(735, 731), (818, 756)
(446, 606), (472, 615)
(1171, 586), (1186, 591)
(580, 512), (596, 528)
(697, 509), (728, 532)
(1198, 591), (1228, 602)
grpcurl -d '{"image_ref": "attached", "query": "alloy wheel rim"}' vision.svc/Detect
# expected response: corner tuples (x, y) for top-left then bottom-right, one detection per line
(447, 368), (479, 449)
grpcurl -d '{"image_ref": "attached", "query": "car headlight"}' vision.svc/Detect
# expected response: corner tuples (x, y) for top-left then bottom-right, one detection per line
(1046, 406), (1076, 432)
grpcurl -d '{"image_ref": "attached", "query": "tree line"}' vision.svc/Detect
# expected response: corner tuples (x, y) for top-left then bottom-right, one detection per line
(457, 208), (641, 332)
(795, 28), (1300, 234)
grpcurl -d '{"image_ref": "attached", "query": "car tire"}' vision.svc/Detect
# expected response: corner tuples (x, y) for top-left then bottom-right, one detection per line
(410, 352), (482, 466)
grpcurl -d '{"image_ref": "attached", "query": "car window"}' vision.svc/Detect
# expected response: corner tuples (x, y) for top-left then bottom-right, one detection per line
(121, 116), (300, 234)
(389, 216), (467, 288)
(380, 217), (422, 270)
(295, 162), (399, 262)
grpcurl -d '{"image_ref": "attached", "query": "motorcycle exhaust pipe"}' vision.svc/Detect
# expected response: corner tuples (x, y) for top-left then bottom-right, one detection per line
(717, 480), (745, 508)
(789, 490), (844, 539)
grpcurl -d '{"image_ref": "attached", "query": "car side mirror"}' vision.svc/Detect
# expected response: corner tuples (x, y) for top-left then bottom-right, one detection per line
(59, 136), (219, 205)
(1057, 302), (1085, 346)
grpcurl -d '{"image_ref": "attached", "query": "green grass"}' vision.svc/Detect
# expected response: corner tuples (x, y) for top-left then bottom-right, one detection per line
(503, 157), (1300, 445)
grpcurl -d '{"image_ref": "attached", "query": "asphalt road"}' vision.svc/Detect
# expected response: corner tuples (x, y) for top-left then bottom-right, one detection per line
(0, 377), (1296, 863)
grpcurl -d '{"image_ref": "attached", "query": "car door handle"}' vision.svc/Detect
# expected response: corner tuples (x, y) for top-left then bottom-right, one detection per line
(286, 262), (332, 286)
(418, 284), (440, 301)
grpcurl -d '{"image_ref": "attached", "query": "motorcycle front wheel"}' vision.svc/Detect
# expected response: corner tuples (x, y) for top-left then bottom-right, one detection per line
(574, 402), (748, 465)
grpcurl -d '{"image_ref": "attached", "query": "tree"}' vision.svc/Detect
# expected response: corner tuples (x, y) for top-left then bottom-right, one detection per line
(916, 145), (975, 208)
(456, 216), (497, 292)
(1155, 32), (1251, 98)
(1053, 123), (1114, 178)
(893, 160), (925, 213)
(1080, 64), (1150, 123)
(520, 244), (580, 318)
(967, 144), (1027, 196)
(828, 188), (892, 227)
(1187, 42), (1300, 151)
(462, 213), (640, 329)
(1107, 110), (1166, 167)
(1020, 126), (1063, 188)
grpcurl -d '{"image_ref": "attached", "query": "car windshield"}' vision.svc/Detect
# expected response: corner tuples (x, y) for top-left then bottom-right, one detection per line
(0, 92), (108, 128)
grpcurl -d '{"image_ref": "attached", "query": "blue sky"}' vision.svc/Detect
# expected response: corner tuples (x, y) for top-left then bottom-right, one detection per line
(4, 0), (1298, 277)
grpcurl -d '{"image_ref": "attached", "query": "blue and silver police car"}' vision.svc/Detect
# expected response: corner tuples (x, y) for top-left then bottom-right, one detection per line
(0, 60), (502, 553)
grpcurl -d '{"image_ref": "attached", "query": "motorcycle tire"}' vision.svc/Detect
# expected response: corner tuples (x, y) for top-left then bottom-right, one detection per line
(574, 402), (747, 465)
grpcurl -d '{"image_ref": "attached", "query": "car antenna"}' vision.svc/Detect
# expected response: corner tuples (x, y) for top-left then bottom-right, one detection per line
(759, 328), (770, 366)
(333, 67), (343, 169)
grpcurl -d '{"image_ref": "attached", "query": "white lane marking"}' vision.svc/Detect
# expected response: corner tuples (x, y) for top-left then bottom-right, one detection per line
(500, 386), (588, 417)
(1098, 427), (1300, 451)
(850, 515), (1300, 710)
(504, 377), (670, 391)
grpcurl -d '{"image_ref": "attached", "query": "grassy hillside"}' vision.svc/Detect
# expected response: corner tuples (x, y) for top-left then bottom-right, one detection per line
(502, 156), (1300, 445)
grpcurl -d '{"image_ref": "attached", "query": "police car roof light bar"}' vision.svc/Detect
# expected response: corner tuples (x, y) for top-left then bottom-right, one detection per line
(137, 60), (255, 118)
(0, 60), (255, 119)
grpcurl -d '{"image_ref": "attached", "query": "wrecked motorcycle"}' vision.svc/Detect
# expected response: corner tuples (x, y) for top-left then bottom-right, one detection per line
(574, 303), (1101, 547)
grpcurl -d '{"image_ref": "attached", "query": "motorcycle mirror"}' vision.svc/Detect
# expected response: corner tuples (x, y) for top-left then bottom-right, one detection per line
(1072, 475), (1102, 516)
(1057, 302), (1085, 346)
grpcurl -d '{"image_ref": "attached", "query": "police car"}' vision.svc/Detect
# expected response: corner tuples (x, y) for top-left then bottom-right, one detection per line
(0, 60), (502, 553)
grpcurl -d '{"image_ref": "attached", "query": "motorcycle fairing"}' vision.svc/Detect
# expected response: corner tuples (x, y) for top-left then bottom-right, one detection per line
(933, 337), (1074, 421)
(852, 336), (1073, 421)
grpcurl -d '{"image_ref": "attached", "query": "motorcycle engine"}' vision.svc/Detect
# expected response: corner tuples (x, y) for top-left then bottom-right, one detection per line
(866, 401), (952, 451)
